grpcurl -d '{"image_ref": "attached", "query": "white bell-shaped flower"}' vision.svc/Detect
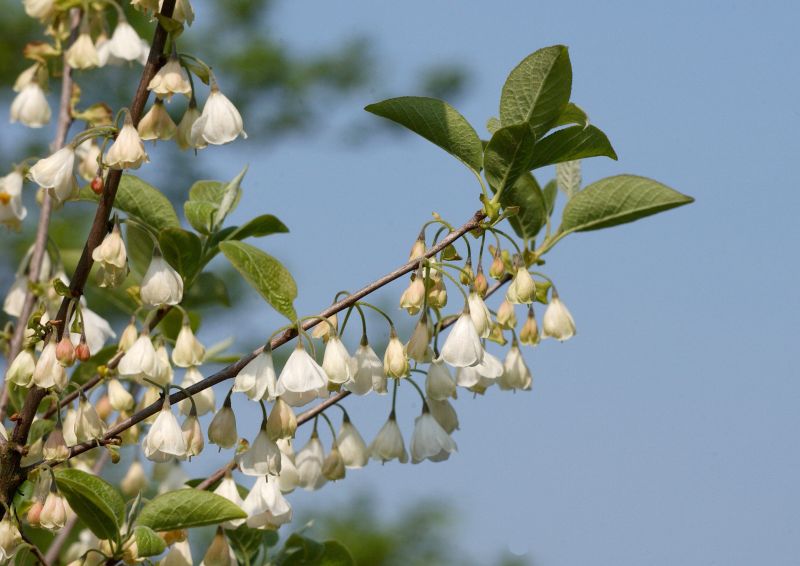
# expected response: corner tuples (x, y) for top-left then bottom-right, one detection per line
(383, 329), (408, 378)
(10, 83), (51, 128)
(499, 342), (532, 391)
(108, 378), (134, 412)
(277, 438), (299, 493)
(467, 291), (492, 338)
(275, 342), (328, 406)
(233, 349), (277, 401)
(496, 299), (517, 329)
(120, 460), (148, 497)
(91, 222), (128, 288)
(266, 397), (296, 441)
(542, 294), (576, 341)
(172, 322), (205, 367)
(405, 315), (431, 362)
(410, 410), (457, 464)
(23, 0), (54, 19)
(140, 251), (183, 307)
(108, 21), (143, 62)
(369, 414), (408, 464)
(506, 267), (536, 304)
(137, 99), (177, 141)
(176, 103), (202, 150)
(153, 340), (174, 387)
(295, 432), (327, 491)
(40, 492), (67, 531)
(117, 332), (158, 382)
(162, 539), (192, 566)
(29, 146), (75, 202)
(399, 275), (425, 314)
(105, 116), (148, 169)
(243, 476), (292, 529)
(190, 80), (247, 146)
(337, 417), (368, 469)
(208, 400), (237, 449)
(76, 139), (102, 181)
(143, 398), (187, 462)
(0, 171), (27, 230)
(0, 518), (22, 560)
(178, 366), (215, 415)
(32, 337), (66, 390)
(7, 348), (36, 388)
(61, 409), (78, 446)
(321, 335), (351, 385)
(346, 339), (382, 395)
(147, 55), (191, 99)
(182, 412), (204, 458)
(65, 32), (99, 70)
(75, 395), (106, 442)
(42, 425), (69, 462)
(427, 399), (458, 434)
(3, 275), (26, 317)
(440, 309), (483, 368)
(425, 358), (456, 400)
(213, 474), (245, 529)
(238, 427), (281, 476)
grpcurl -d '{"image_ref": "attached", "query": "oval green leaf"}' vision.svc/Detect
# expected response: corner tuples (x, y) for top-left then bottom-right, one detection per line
(499, 45), (572, 139)
(78, 176), (180, 231)
(560, 175), (694, 234)
(134, 525), (167, 557)
(499, 172), (548, 241)
(227, 214), (289, 242)
(219, 241), (298, 322)
(54, 468), (125, 541)
(365, 96), (484, 173)
(136, 489), (246, 531)
(484, 123), (536, 194)
(528, 125), (617, 170)
(159, 227), (203, 282)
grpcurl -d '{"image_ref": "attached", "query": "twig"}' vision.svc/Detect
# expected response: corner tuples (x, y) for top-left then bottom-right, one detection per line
(0, 8), (82, 423)
(0, 0), (178, 515)
(40, 210), (487, 467)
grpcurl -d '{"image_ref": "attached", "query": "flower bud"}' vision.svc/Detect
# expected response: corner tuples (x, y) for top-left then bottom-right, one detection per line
(154, 339), (174, 387)
(118, 318), (138, 352)
(369, 414), (408, 464)
(95, 395), (113, 421)
(90, 175), (104, 194)
(405, 315), (431, 362)
(92, 220), (128, 288)
(383, 329), (408, 378)
(75, 338), (91, 362)
(474, 265), (489, 297)
(460, 261), (474, 286)
(140, 251), (183, 307)
(202, 528), (232, 566)
(505, 266), (535, 304)
(428, 398), (460, 434)
(172, 323), (205, 368)
(296, 432), (327, 490)
(399, 275), (425, 315)
(322, 444), (346, 481)
(0, 170), (27, 230)
(40, 491), (67, 531)
(321, 335), (351, 386)
(182, 412), (204, 458)
(208, 399), (237, 449)
(7, 348), (36, 388)
(519, 308), (540, 346)
(176, 102), (201, 150)
(337, 416), (369, 469)
(43, 425), (69, 461)
(496, 299), (517, 330)
(266, 397), (297, 441)
(121, 460), (148, 497)
(408, 236), (426, 262)
(108, 378), (135, 412)
(426, 272), (447, 309)
(137, 99), (177, 141)
(489, 253), (505, 279)
(77, 139), (102, 181)
(105, 115), (148, 170)
(542, 292), (576, 342)
(27, 500), (44, 527)
(56, 335), (76, 367)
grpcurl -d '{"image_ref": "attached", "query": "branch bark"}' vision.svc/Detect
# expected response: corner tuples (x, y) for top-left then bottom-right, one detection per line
(0, 0), (177, 514)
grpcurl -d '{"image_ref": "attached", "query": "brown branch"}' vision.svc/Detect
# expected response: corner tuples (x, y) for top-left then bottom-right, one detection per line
(195, 273), (512, 490)
(0, 0), (177, 513)
(0, 9), (82, 423)
(43, 210), (487, 467)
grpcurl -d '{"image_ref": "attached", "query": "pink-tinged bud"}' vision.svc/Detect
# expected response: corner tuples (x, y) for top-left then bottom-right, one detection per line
(95, 395), (113, 421)
(56, 336), (76, 367)
(90, 176), (104, 195)
(474, 266), (488, 297)
(27, 500), (43, 527)
(75, 340), (91, 362)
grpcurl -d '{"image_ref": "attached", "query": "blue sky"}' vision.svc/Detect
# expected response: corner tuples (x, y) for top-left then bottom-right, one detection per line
(5, 0), (800, 564)
(196, 1), (799, 564)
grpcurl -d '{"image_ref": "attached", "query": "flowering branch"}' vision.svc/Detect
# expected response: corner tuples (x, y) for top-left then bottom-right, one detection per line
(35, 210), (487, 468)
(0, 0), (177, 514)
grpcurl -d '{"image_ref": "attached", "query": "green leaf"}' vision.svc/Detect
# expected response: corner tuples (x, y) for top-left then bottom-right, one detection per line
(28, 419), (54, 444)
(136, 489), (246, 531)
(184, 201), (218, 235)
(220, 241), (297, 322)
(528, 125), (617, 170)
(320, 541), (356, 566)
(54, 468), (125, 541)
(125, 223), (154, 278)
(158, 228), (203, 282)
(228, 525), (279, 565)
(278, 534), (325, 566)
(542, 179), (558, 216)
(554, 102), (589, 129)
(559, 175), (694, 234)
(189, 180), (226, 203)
(156, 308), (201, 342)
(227, 215), (289, 241)
(484, 124), (536, 193)
(183, 271), (231, 308)
(365, 96), (483, 173)
(500, 172), (548, 241)
(134, 525), (167, 557)
(12, 480), (34, 516)
(486, 116), (501, 135)
(500, 45), (572, 139)
(214, 166), (248, 229)
(78, 176), (180, 231)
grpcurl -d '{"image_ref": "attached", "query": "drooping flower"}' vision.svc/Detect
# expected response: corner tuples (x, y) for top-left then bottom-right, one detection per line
(178, 366), (215, 415)
(275, 342), (328, 407)
(208, 398), (237, 449)
(137, 99), (177, 141)
(42, 425), (69, 461)
(76, 139), (102, 181)
(243, 476), (292, 529)
(321, 335), (351, 385)
(39, 491), (67, 531)
(542, 293), (576, 341)
(440, 308), (483, 368)
(105, 114), (148, 169)
(405, 314), (431, 362)
(506, 267), (536, 304)
(399, 275), (425, 315)
(311, 314), (338, 341)
(322, 443), (346, 481)
(369, 413), (408, 464)
(143, 398), (187, 462)
(23, 0), (54, 20)
(182, 411), (204, 458)
(0, 170), (27, 229)
(410, 409), (457, 464)
(233, 349), (277, 401)
(427, 398), (459, 434)
(499, 341), (533, 391)
(201, 527), (235, 565)
(32, 336), (67, 390)
(425, 358), (456, 400)
(346, 338), (383, 395)
(10, 83), (51, 128)
(176, 101), (201, 150)
(383, 328), (408, 378)
(154, 338), (174, 387)
(117, 332), (158, 382)
(467, 291), (492, 338)
(266, 398), (296, 441)
(295, 431), (327, 491)
(3, 275), (26, 317)
(172, 322), (205, 368)
(29, 146), (75, 202)
(277, 438), (299, 493)
(0, 517), (22, 560)
(140, 250), (183, 307)
(237, 427), (281, 476)
(65, 32), (99, 70)
(496, 299), (517, 330)
(162, 539), (193, 566)
(91, 220), (128, 288)
(519, 307), (540, 345)
(6, 348), (35, 388)
(120, 460), (148, 496)
(147, 54), (191, 99)
(108, 21), (144, 62)
(337, 416), (368, 469)
(118, 318), (138, 352)
(108, 378), (135, 412)
(190, 79), (246, 146)
(75, 394), (107, 442)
